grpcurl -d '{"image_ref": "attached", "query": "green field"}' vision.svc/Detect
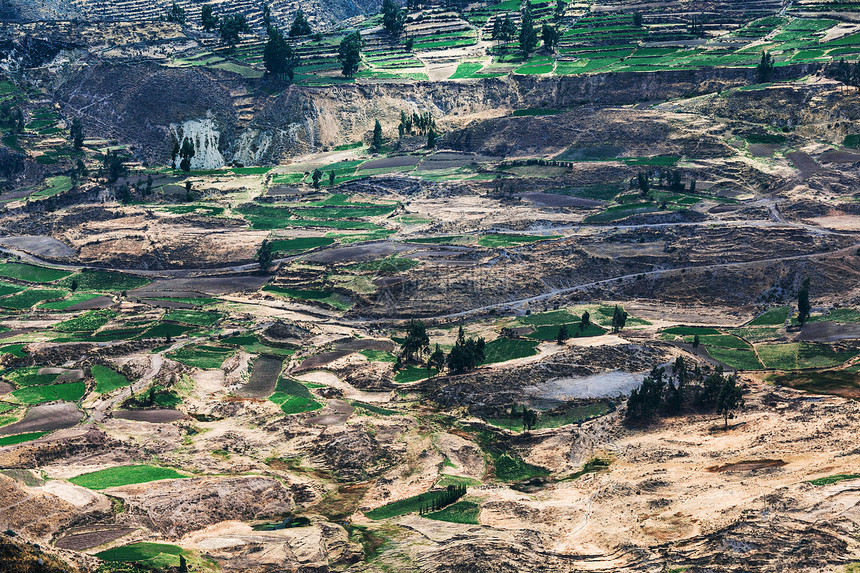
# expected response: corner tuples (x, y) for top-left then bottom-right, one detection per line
(488, 401), (612, 431)
(662, 326), (722, 335)
(0, 431), (49, 446)
(806, 473), (860, 486)
(353, 401), (398, 416)
(705, 347), (764, 370)
(270, 236), (335, 254)
(528, 323), (606, 341)
(11, 381), (86, 404)
(53, 309), (116, 332)
(4, 366), (59, 387)
(168, 344), (234, 369)
(40, 292), (105, 310)
(749, 306), (792, 326)
(0, 289), (68, 309)
(365, 489), (468, 520)
(757, 343), (858, 370)
(220, 334), (296, 356)
(70, 464), (187, 490)
(481, 337), (540, 364)
(478, 234), (560, 248)
(425, 500), (481, 524)
(268, 377), (322, 414)
(0, 344), (27, 358)
(695, 334), (751, 349)
(58, 270), (149, 292)
(92, 365), (131, 393)
(262, 285), (352, 310)
(360, 349), (398, 363)
(139, 322), (196, 339)
(394, 365), (437, 384)
(163, 309), (223, 326)
(0, 262), (72, 283)
(0, 281), (24, 297)
(95, 542), (187, 569)
(519, 309), (579, 326)
(492, 451), (550, 482)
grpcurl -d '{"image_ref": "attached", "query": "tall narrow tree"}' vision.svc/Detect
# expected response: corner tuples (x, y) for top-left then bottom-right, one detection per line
(289, 8), (312, 37)
(519, 1), (538, 57)
(264, 27), (298, 80)
(338, 31), (364, 76)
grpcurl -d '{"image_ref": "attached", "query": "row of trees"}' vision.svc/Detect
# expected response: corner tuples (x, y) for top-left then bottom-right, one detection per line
(417, 484), (467, 515)
(399, 321), (486, 376)
(626, 359), (744, 429)
(633, 169), (696, 196)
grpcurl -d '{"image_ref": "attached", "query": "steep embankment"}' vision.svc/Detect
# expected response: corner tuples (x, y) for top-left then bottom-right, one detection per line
(52, 62), (818, 167)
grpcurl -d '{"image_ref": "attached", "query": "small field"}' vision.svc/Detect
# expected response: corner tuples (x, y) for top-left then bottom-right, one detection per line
(69, 464), (187, 490)
(0, 262), (72, 283)
(92, 365), (131, 393)
(425, 500), (480, 524)
(268, 377), (322, 414)
(11, 381), (85, 404)
(167, 344), (234, 369)
(481, 338), (540, 364)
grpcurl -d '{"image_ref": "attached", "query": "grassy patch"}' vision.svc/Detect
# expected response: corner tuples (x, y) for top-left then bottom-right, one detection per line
(478, 233), (560, 248)
(220, 334), (295, 356)
(353, 401), (398, 416)
(268, 376), (322, 414)
(53, 309), (116, 332)
(662, 326), (721, 335)
(481, 338), (540, 364)
(528, 323), (606, 341)
(757, 343), (858, 370)
(394, 366), (436, 383)
(262, 285), (352, 310)
(0, 344), (27, 358)
(0, 289), (67, 309)
(163, 309), (223, 326)
(58, 270), (149, 292)
(749, 306), (791, 326)
(365, 489), (465, 520)
(0, 282), (24, 297)
(4, 366), (59, 387)
(0, 431), (48, 446)
(695, 334), (751, 349)
(361, 349), (397, 362)
(168, 344), (234, 369)
(139, 322), (196, 339)
(770, 369), (860, 397)
(519, 309), (578, 326)
(0, 262), (72, 283)
(493, 452), (550, 482)
(92, 365), (131, 393)
(512, 108), (563, 116)
(39, 293), (105, 310)
(425, 500), (480, 524)
(706, 347), (764, 370)
(806, 473), (860, 486)
(270, 236), (335, 254)
(95, 542), (188, 569)
(70, 464), (187, 490)
(11, 381), (86, 404)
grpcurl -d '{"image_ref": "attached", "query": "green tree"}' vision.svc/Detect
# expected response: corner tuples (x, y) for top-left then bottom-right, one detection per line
(429, 344), (445, 373)
(289, 8), (312, 37)
(522, 407), (538, 431)
(312, 168), (322, 188)
(633, 12), (643, 27)
(519, 1), (538, 57)
(797, 277), (811, 327)
(541, 24), (559, 52)
(264, 27), (298, 80)
(220, 14), (250, 47)
(689, 177), (696, 194)
(382, 0), (406, 36)
(716, 375), (744, 429)
(636, 171), (650, 197)
(166, 2), (186, 24)
(338, 31), (364, 77)
(756, 51), (774, 83)
(201, 4), (219, 31)
(692, 334), (700, 348)
(372, 119), (384, 151)
(400, 319), (430, 362)
(580, 310), (590, 332)
(178, 138), (195, 172)
(625, 366), (667, 423)
(262, 1), (271, 28)
(104, 150), (125, 184)
(179, 554), (188, 573)
(426, 128), (436, 149)
(69, 117), (84, 149)
(76, 158), (88, 179)
(500, 14), (517, 44)
(329, 170), (336, 186)
(611, 305), (628, 333)
(446, 326), (486, 374)
(256, 239), (274, 272)
(556, 324), (569, 343)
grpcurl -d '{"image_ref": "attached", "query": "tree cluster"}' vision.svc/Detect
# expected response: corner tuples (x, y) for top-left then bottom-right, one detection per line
(166, 2), (185, 24)
(338, 31), (364, 77)
(492, 14), (517, 44)
(103, 150), (126, 184)
(688, 14), (706, 37)
(257, 239), (274, 272)
(382, 0), (406, 36)
(264, 26), (299, 80)
(825, 58), (860, 88)
(632, 169), (691, 197)
(447, 326), (486, 374)
(220, 14), (250, 47)
(626, 358), (745, 429)
(289, 9), (312, 37)
(201, 4), (219, 31)
(418, 485), (467, 515)
(756, 51), (774, 83)
(541, 24), (559, 52)
(611, 305), (627, 332)
(396, 322), (485, 377)
(398, 110), (435, 136)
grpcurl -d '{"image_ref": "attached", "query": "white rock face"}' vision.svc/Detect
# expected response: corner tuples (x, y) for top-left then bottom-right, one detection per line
(233, 129), (273, 167)
(170, 116), (225, 170)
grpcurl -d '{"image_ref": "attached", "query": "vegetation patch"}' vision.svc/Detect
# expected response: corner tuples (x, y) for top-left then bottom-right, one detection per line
(478, 234), (560, 248)
(270, 236), (335, 254)
(425, 500), (480, 524)
(662, 326), (721, 335)
(394, 366), (436, 383)
(757, 343), (858, 370)
(40, 293), (105, 310)
(4, 366), (59, 387)
(706, 347), (764, 370)
(0, 262), (72, 283)
(806, 473), (860, 486)
(262, 285), (352, 310)
(53, 309), (117, 332)
(749, 306), (792, 325)
(95, 542), (189, 569)
(770, 369), (860, 397)
(0, 289), (68, 309)
(58, 270), (149, 292)
(365, 487), (467, 520)
(353, 401), (397, 416)
(528, 323), (606, 341)
(70, 464), (187, 490)
(0, 431), (48, 446)
(168, 345), (234, 369)
(268, 377), (322, 414)
(92, 365), (131, 393)
(139, 323), (196, 339)
(163, 309), (223, 326)
(481, 338), (540, 364)
(11, 381), (86, 404)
